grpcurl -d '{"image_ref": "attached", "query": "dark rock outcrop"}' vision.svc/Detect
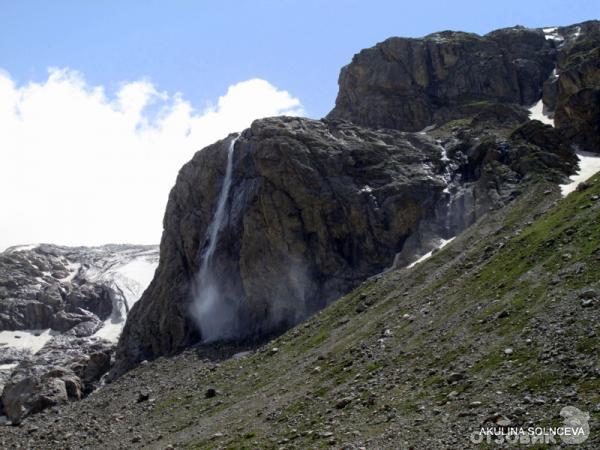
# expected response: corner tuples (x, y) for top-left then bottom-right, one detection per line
(328, 20), (600, 154)
(545, 22), (600, 152)
(327, 27), (554, 131)
(1, 336), (112, 424)
(113, 114), (575, 376)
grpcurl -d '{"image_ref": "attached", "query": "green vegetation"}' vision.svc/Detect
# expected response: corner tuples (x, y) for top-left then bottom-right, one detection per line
(164, 175), (600, 448)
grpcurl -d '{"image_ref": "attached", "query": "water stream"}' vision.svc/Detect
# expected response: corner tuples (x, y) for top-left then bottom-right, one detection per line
(197, 135), (238, 280)
(192, 135), (239, 341)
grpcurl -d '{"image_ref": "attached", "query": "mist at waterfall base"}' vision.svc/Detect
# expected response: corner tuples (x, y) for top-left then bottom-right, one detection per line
(188, 136), (313, 343)
(191, 258), (313, 344)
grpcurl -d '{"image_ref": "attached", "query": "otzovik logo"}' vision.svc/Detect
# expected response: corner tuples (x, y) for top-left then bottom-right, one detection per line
(560, 406), (590, 445)
(469, 406), (590, 446)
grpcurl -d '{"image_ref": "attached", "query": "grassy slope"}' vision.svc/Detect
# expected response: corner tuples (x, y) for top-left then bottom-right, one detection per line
(136, 175), (599, 449)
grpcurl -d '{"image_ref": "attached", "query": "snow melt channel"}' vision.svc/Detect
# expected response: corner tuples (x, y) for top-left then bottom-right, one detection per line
(528, 99), (554, 126)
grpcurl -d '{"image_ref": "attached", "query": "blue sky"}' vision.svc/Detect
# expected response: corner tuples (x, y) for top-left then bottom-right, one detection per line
(1, 0), (597, 118)
(0, 0), (597, 249)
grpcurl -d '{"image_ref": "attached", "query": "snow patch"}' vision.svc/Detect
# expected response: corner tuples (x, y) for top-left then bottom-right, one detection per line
(0, 329), (58, 354)
(91, 257), (158, 342)
(440, 146), (450, 162)
(0, 363), (18, 371)
(3, 244), (39, 254)
(60, 262), (81, 282)
(528, 99), (554, 126)
(407, 237), (455, 269)
(92, 319), (124, 343)
(560, 151), (600, 196)
(543, 27), (564, 43)
(418, 124), (437, 134)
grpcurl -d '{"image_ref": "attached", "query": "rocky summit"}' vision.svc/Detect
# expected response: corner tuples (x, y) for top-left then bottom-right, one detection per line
(328, 20), (600, 154)
(2, 19), (600, 450)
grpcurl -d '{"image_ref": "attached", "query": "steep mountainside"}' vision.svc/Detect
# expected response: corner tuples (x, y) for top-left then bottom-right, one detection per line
(2, 19), (599, 448)
(0, 244), (158, 423)
(113, 111), (576, 377)
(3, 167), (598, 449)
(110, 21), (600, 377)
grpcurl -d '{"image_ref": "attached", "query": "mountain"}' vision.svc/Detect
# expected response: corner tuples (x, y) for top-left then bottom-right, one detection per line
(2, 156), (598, 449)
(112, 112), (577, 375)
(0, 244), (158, 423)
(112, 22), (597, 376)
(1, 19), (599, 448)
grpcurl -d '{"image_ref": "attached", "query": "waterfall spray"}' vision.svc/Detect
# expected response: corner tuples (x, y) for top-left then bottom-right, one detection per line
(191, 135), (239, 341)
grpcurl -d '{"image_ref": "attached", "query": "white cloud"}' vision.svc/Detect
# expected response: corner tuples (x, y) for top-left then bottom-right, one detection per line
(0, 68), (304, 251)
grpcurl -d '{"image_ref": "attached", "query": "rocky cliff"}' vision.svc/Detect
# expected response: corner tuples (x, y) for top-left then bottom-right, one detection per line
(0, 244), (158, 338)
(544, 22), (600, 152)
(327, 28), (552, 131)
(110, 20), (596, 377)
(328, 21), (600, 153)
(114, 108), (576, 375)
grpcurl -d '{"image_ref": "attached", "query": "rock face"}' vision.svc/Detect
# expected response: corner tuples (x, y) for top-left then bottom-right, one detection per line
(1, 336), (112, 425)
(1, 247), (109, 333)
(327, 27), (554, 131)
(328, 20), (600, 154)
(0, 244), (158, 422)
(0, 244), (158, 334)
(113, 113), (576, 376)
(544, 22), (600, 152)
(111, 21), (597, 377)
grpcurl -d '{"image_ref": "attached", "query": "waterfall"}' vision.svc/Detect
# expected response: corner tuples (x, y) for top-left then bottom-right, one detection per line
(197, 135), (238, 280)
(191, 135), (239, 342)
(437, 140), (454, 236)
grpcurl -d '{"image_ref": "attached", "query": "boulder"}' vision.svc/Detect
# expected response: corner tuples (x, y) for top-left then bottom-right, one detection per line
(0, 335), (113, 424)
